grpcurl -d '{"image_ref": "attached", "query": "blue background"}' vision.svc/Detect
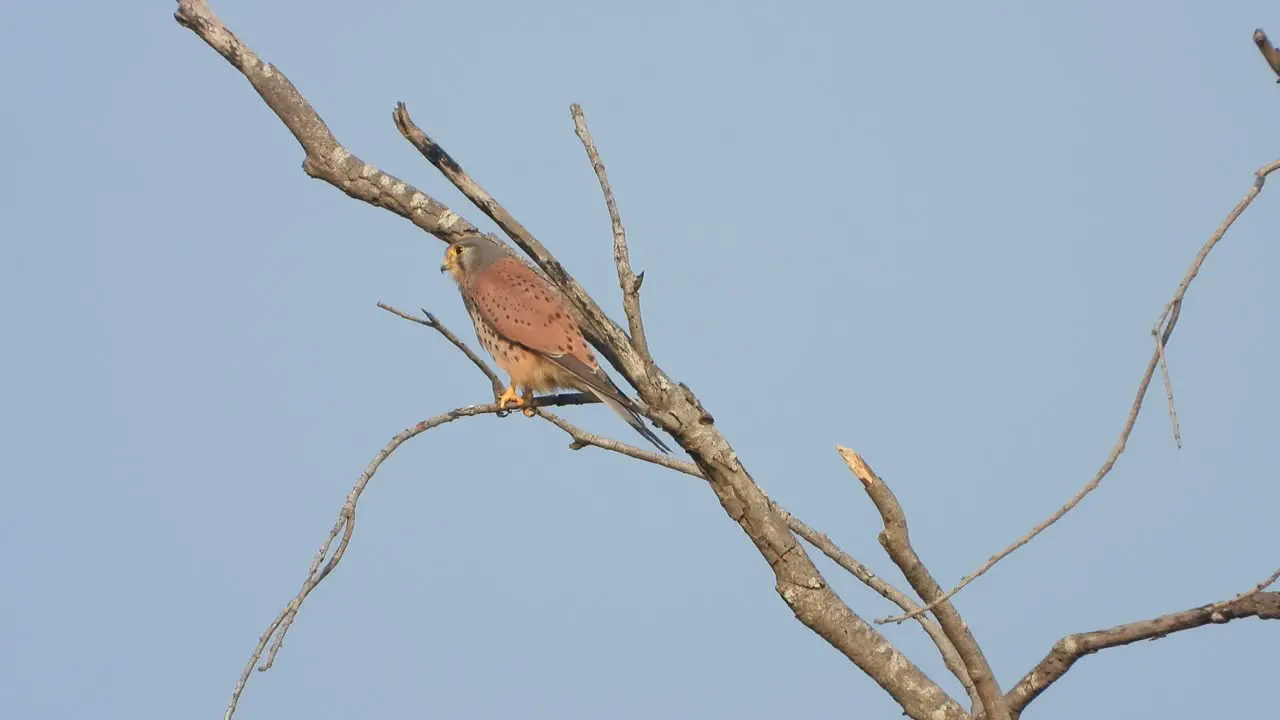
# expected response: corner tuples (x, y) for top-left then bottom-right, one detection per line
(2, 1), (1276, 718)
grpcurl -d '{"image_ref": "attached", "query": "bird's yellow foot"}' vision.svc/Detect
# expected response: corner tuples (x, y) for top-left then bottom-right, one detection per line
(521, 389), (536, 417)
(498, 385), (526, 410)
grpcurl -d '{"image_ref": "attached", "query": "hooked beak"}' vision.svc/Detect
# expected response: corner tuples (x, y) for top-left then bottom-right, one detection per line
(439, 262), (448, 273)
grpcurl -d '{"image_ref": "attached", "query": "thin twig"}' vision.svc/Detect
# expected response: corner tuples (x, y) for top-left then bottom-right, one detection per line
(173, 0), (480, 244)
(222, 390), (616, 720)
(225, 403), (508, 720)
(1153, 327), (1182, 448)
(1254, 29), (1280, 81)
(880, 158), (1280, 625)
(840, 447), (1009, 720)
(1006, 591), (1280, 715)
(569, 104), (653, 366)
(537, 409), (699, 475)
(377, 302), (505, 400)
(1209, 566), (1280, 612)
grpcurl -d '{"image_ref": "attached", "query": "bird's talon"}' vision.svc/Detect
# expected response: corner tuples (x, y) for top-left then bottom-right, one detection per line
(497, 385), (526, 410)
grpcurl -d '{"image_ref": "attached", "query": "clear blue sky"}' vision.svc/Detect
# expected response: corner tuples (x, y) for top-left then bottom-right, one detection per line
(2, 1), (1276, 718)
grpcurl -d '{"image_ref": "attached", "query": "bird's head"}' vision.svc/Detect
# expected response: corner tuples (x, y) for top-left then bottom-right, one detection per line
(440, 235), (502, 283)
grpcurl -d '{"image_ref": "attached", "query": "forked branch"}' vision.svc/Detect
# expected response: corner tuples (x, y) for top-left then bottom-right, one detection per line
(841, 447), (1008, 720)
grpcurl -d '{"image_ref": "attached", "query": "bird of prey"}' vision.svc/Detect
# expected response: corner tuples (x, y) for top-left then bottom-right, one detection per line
(440, 235), (671, 454)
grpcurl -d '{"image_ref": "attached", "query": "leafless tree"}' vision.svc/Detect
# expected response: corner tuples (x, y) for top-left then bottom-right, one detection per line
(172, 3), (1280, 719)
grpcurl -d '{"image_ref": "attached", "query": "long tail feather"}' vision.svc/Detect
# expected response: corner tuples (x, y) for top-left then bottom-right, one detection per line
(543, 353), (673, 454)
(582, 385), (672, 454)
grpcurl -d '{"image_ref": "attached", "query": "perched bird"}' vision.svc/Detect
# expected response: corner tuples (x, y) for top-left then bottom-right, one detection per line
(440, 235), (671, 454)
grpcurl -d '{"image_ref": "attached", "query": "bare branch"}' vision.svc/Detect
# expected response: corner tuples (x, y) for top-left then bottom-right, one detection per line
(174, 0), (479, 243)
(221, 384), (620, 720)
(1153, 329), (1182, 448)
(377, 302), (506, 400)
(225, 402), (503, 720)
(841, 448), (1008, 720)
(536, 409), (700, 475)
(883, 158), (1280, 624)
(1006, 591), (1280, 715)
(569, 104), (653, 366)
(774, 506), (981, 709)
(1254, 29), (1280, 81)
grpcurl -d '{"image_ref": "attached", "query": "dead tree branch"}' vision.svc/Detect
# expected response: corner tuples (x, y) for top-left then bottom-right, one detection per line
(1254, 29), (1280, 81)
(883, 158), (1280, 624)
(376, 302), (506, 400)
(172, 2), (479, 244)
(177, 8), (969, 715)
(1006, 591), (1280, 716)
(1153, 329), (1182, 448)
(535, 409), (700, 473)
(841, 448), (1008, 720)
(569, 104), (652, 365)
(224, 402), (508, 720)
